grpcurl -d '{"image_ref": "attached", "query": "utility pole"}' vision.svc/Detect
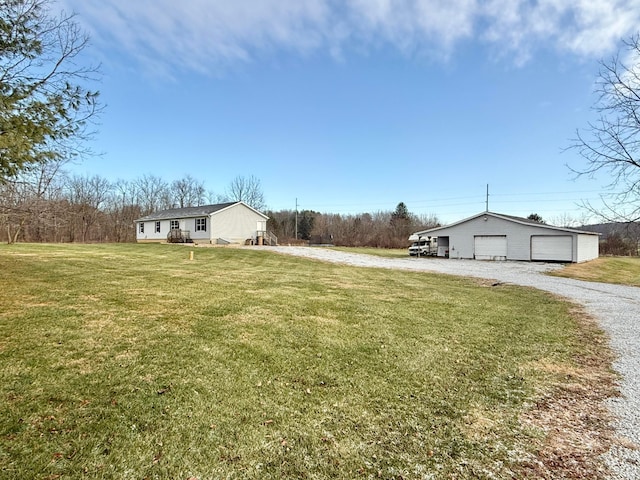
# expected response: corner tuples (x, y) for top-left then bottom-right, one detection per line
(295, 198), (298, 240)
(485, 184), (489, 212)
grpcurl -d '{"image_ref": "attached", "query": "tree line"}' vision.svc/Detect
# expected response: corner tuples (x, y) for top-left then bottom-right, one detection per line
(268, 204), (440, 248)
(0, 164), (262, 243)
(0, 163), (439, 246)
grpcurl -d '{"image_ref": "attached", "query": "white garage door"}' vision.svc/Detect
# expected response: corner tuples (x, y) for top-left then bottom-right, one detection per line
(474, 235), (507, 260)
(531, 235), (573, 262)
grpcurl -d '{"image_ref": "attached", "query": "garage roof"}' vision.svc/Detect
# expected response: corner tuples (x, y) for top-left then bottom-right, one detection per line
(411, 211), (601, 239)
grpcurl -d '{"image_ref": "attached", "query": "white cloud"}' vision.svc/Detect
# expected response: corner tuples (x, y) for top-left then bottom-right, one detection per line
(59, 0), (640, 74)
(343, 0), (478, 58)
(557, 0), (640, 57)
(480, 0), (640, 63)
(59, 0), (334, 75)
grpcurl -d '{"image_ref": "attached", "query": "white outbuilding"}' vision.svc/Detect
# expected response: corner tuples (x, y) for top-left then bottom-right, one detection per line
(410, 211), (599, 263)
(135, 201), (274, 245)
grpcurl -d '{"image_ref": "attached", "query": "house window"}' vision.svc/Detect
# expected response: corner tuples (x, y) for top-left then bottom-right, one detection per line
(170, 220), (179, 230)
(139, 222), (144, 233)
(155, 221), (161, 233)
(195, 217), (206, 232)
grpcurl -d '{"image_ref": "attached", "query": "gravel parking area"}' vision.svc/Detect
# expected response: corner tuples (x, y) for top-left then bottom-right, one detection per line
(257, 246), (640, 479)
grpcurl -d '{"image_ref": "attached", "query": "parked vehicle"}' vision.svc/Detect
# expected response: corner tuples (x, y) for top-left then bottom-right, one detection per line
(408, 236), (437, 256)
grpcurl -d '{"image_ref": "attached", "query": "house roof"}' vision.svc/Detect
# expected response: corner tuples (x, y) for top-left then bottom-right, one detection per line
(135, 201), (268, 222)
(410, 211), (600, 239)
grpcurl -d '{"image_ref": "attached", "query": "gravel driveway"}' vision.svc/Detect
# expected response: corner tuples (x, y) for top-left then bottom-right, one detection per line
(257, 246), (640, 479)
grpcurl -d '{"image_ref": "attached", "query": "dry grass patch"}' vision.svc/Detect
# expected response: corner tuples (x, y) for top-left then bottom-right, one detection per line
(516, 307), (620, 479)
(551, 256), (640, 287)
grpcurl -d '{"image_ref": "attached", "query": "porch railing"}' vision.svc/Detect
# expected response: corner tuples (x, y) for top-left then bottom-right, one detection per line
(257, 230), (278, 246)
(167, 229), (191, 243)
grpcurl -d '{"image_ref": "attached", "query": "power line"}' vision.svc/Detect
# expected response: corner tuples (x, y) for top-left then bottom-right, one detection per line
(296, 189), (603, 211)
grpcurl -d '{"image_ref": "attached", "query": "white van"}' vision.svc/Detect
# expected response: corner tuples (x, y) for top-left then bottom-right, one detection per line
(408, 236), (437, 256)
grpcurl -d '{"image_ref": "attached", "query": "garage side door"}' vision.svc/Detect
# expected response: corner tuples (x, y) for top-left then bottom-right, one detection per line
(474, 235), (507, 260)
(531, 235), (573, 262)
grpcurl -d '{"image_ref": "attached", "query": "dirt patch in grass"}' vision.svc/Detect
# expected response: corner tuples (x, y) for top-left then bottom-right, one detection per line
(517, 307), (621, 479)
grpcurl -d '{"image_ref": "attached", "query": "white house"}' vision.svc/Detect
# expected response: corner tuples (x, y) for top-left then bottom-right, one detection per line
(135, 201), (274, 245)
(410, 212), (599, 263)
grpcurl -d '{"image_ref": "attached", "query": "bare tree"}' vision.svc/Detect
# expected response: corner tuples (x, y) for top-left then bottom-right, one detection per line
(206, 190), (225, 205)
(65, 174), (111, 242)
(135, 174), (171, 214)
(0, 178), (30, 243)
(171, 175), (206, 208)
(548, 212), (594, 228)
(106, 179), (141, 242)
(0, 160), (66, 243)
(301, 207), (440, 248)
(571, 35), (640, 222)
(414, 213), (441, 231)
(225, 175), (266, 211)
(266, 209), (296, 241)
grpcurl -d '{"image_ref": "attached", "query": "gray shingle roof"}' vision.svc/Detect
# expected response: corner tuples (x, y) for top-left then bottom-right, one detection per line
(412, 211), (599, 237)
(135, 202), (239, 222)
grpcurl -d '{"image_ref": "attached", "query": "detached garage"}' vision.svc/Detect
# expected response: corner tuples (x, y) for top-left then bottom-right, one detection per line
(410, 212), (599, 263)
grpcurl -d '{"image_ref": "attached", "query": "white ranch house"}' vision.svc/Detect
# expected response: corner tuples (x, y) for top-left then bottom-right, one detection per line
(410, 211), (599, 263)
(135, 201), (275, 245)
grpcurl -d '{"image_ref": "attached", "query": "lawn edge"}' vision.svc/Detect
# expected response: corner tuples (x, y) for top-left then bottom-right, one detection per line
(515, 303), (620, 479)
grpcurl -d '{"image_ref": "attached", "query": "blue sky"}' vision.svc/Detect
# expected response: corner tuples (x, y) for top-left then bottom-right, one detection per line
(58, 0), (640, 225)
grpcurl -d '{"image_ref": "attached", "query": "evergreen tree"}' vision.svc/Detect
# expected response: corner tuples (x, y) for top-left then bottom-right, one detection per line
(527, 213), (545, 223)
(0, 0), (101, 181)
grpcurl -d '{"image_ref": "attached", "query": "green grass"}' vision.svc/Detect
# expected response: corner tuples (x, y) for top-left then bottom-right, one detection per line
(0, 243), (606, 479)
(552, 256), (640, 287)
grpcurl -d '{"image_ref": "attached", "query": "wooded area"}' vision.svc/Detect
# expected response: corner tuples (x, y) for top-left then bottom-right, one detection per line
(0, 165), (439, 247)
(268, 206), (440, 248)
(4, 164), (639, 253)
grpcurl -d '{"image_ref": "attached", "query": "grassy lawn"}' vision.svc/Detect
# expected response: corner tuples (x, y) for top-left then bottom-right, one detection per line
(0, 244), (613, 479)
(552, 256), (640, 287)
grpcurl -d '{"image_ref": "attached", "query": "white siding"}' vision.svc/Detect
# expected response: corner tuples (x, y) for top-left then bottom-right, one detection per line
(434, 215), (533, 260)
(182, 217), (210, 242)
(413, 213), (600, 262)
(137, 220), (168, 242)
(210, 203), (265, 244)
(577, 234), (599, 263)
(135, 202), (269, 244)
(136, 218), (209, 242)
